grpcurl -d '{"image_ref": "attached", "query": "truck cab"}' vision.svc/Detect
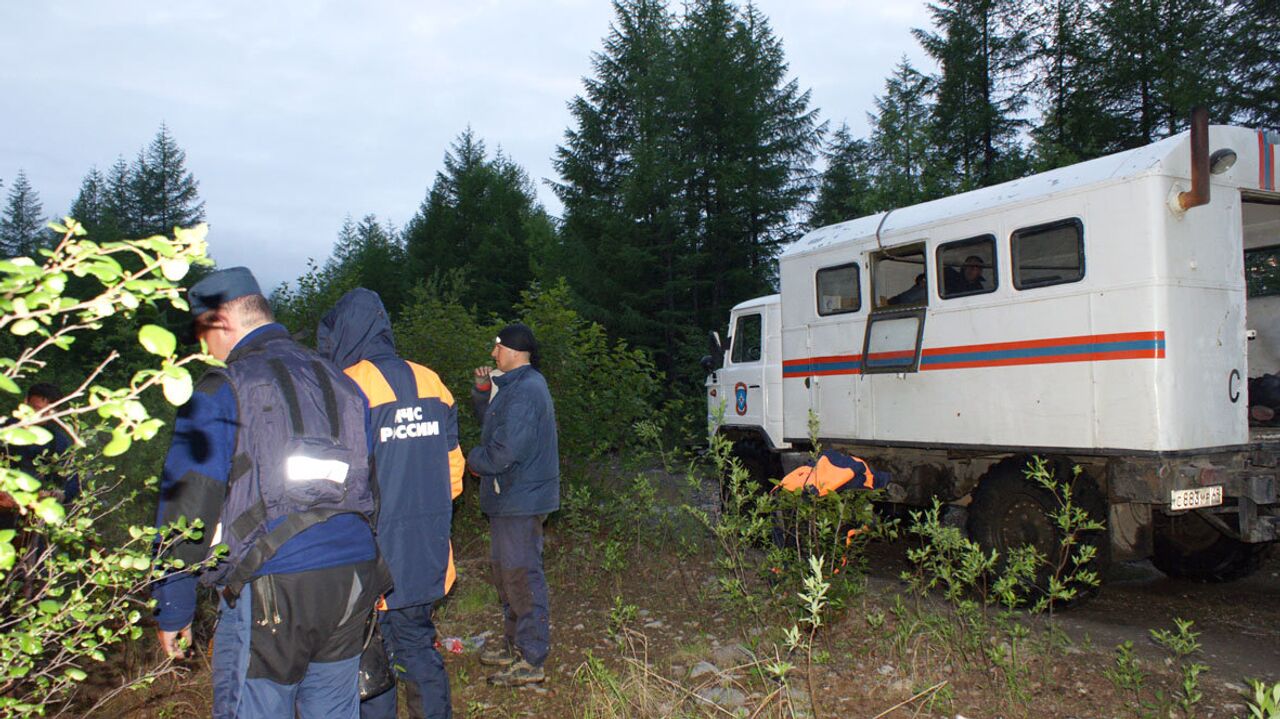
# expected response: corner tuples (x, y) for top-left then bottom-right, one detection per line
(706, 295), (788, 462)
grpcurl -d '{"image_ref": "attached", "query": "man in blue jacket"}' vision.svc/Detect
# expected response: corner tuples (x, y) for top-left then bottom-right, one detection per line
(469, 324), (559, 687)
(152, 267), (383, 718)
(318, 288), (464, 719)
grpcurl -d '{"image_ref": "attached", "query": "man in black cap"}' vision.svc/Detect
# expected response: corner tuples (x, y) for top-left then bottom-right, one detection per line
(151, 266), (383, 718)
(469, 323), (560, 686)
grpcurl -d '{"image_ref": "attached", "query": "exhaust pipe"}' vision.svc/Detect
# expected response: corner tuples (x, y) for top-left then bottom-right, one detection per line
(1177, 106), (1210, 211)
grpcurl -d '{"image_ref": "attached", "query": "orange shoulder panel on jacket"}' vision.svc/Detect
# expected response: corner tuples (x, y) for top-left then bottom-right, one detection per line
(408, 362), (454, 406)
(444, 541), (456, 595)
(344, 360), (397, 408)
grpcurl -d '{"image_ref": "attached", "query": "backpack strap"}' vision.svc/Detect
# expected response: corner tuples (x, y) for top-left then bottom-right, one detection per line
(220, 508), (353, 599)
(312, 360), (343, 441)
(268, 359), (305, 438)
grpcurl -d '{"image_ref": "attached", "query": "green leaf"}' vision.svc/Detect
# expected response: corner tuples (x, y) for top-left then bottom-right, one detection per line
(102, 429), (132, 457)
(137, 324), (176, 357)
(35, 497), (65, 525)
(11, 318), (39, 336)
(0, 374), (19, 394)
(64, 667), (87, 682)
(159, 258), (190, 281)
(38, 600), (60, 615)
(162, 370), (193, 406)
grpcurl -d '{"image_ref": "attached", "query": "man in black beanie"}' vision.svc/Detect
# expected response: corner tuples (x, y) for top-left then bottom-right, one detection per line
(468, 323), (559, 686)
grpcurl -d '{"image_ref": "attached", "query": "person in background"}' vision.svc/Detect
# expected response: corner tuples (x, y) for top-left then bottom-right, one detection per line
(468, 324), (559, 687)
(318, 288), (464, 719)
(1, 383), (77, 529)
(887, 272), (927, 306)
(151, 267), (383, 718)
(944, 255), (987, 296)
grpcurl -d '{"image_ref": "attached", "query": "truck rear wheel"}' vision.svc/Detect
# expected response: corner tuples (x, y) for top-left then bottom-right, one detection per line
(967, 458), (1109, 606)
(1151, 511), (1272, 582)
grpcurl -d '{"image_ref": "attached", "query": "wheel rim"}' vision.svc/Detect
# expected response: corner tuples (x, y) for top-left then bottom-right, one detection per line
(996, 495), (1058, 558)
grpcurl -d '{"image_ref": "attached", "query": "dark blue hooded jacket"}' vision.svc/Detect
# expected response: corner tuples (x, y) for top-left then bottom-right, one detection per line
(317, 289), (464, 608)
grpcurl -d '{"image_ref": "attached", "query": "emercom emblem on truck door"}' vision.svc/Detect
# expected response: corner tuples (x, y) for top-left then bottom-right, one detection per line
(734, 382), (748, 415)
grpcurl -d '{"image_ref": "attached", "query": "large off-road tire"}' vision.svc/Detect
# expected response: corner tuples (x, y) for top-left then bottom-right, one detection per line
(720, 439), (781, 510)
(1151, 510), (1273, 582)
(967, 457), (1109, 606)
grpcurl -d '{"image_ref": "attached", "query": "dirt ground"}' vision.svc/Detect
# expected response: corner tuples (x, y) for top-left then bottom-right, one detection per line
(96, 511), (1278, 719)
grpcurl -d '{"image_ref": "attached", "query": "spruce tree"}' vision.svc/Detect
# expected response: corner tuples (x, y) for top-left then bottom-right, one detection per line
(675, 0), (820, 358)
(0, 171), (49, 258)
(552, 0), (682, 363)
(69, 167), (108, 233)
(868, 59), (936, 209)
(132, 124), (206, 238)
(913, 0), (1032, 191)
(809, 124), (879, 228)
(404, 129), (551, 318)
(1093, 0), (1229, 149)
(1026, 0), (1114, 168)
(102, 156), (137, 240)
(1224, 0), (1280, 128)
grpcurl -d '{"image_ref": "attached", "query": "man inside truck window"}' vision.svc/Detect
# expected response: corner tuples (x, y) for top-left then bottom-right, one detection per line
(944, 255), (987, 295)
(887, 273), (927, 306)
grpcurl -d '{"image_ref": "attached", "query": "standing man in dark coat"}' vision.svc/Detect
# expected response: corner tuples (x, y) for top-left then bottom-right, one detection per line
(152, 267), (382, 718)
(469, 324), (559, 687)
(318, 288), (465, 719)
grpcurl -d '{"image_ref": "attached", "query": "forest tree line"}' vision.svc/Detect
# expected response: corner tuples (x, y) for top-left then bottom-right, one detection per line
(4, 0), (1276, 396)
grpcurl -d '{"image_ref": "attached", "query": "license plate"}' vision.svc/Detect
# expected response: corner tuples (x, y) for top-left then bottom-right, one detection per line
(1170, 485), (1223, 511)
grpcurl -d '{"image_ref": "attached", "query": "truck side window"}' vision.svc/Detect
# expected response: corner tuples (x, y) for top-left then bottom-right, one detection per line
(1012, 218), (1084, 289)
(730, 313), (763, 363)
(872, 244), (928, 309)
(937, 235), (997, 299)
(816, 263), (860, 315)
(1245, 245), (1280, 297)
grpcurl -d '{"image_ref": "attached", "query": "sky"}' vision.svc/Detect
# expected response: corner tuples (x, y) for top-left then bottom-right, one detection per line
(1, 1), (933, 292)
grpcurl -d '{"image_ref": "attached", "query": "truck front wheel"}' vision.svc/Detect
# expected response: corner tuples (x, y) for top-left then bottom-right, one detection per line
(1151, 510), (1272, 582)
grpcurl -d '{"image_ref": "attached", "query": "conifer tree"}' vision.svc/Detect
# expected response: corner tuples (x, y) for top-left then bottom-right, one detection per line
(868, 59), (936, 208)
(102, 156), (137, 240)
(552, 0), (683, 361)
(69, 167), (108, 233)
(0, 171), (49, 257)
(809, 124), (879, 228)
(1092, 0), (1228, 149)
(404, 129), (552, 318)
(132, 124), (205, 237)
(1224, 0), (1280, 128)
(913, 0), (1032, 191)
(1026, 0), (1113, 167)
(675, 0), (820, 351)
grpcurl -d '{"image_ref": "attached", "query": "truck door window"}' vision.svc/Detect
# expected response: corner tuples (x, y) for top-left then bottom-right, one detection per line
(730, 313), (763, 363)
(872, 244), (928, 309)
(1012, 218), (1085, 289)
(938, 235), (997, 299)
(816, 262), (861, 315)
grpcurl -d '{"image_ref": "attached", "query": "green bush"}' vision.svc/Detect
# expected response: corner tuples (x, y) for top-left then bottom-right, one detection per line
(395, 278), (662, 466)
(0, 221), (214, 717)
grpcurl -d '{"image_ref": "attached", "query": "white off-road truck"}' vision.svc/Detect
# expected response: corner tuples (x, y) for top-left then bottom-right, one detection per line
(706, 112), (1280, 581)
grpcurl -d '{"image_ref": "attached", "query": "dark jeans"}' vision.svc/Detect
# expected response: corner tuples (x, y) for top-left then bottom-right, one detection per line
(360, 602), (451, 719)
(488, 515), (550, 667)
